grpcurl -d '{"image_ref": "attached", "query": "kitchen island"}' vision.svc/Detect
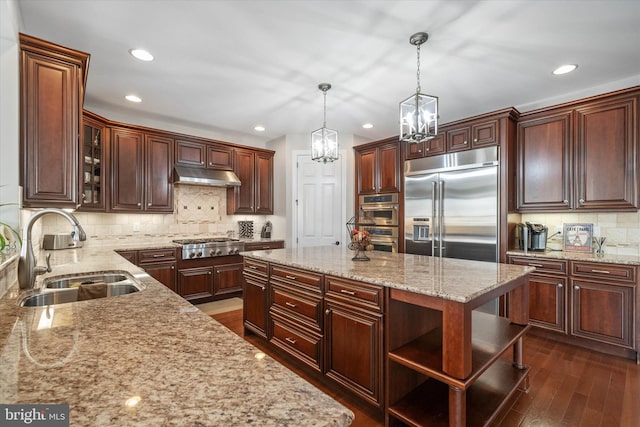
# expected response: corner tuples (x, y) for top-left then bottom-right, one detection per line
(241, 246), (534, 427)
(0, 245), (353, 426)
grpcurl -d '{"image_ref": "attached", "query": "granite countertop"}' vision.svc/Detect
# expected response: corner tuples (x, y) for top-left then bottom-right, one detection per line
(241, 246), (533, 303)
(0, 245), (353, 426)
(506, 249), (640, 266)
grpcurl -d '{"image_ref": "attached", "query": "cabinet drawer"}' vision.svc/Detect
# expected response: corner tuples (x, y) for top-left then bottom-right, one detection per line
(271, 283), (322, 331)
(138, 248), (176, 263)
(571, 262), (636, 283)
(245, 241), (284, 251)
(243, 258), (269, 278)
(509, 256), (568, 275)
(270, 264), (322, 293)
(325, 276), (384, 313)
(270, 314), (322, 372)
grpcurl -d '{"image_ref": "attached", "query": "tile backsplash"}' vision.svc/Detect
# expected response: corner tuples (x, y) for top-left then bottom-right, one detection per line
(522, 212), (640, 256)
(37, 186), (269, 245)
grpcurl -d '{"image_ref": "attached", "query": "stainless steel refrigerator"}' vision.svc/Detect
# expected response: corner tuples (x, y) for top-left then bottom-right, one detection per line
(404, 146), (499, 263)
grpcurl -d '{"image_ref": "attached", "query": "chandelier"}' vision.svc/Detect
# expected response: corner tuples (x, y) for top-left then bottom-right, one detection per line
(399, 32), (438, 143)
(311, 83), (339, 163)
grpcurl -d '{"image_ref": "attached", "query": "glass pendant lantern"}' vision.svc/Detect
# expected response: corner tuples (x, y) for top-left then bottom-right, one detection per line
(311, 83), (339, 163)
(399, 32), (438, 143)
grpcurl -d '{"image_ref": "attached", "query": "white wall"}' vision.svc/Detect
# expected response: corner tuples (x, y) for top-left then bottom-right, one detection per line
(0, 0), (21, 230)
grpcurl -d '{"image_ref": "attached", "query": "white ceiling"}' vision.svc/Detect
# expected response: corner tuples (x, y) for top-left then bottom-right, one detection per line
(17, 0), (640, 144)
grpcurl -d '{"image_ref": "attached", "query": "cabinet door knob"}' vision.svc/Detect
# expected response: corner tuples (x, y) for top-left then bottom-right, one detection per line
(574, 285), (580, 290)
(208, 271), (212, 275)
(557, 283), (563, 288)
(325, 309), (331, 315)
(463, 140), (468, 145)
(473, 138), (478, 142)
(148, 203), (152, 207)
(137, 202), (141, 206)
(579, 198), (585, 204)
(171, 266), (175, 269)
(200, 161), (204, 165)
(563, 199), (569, 205)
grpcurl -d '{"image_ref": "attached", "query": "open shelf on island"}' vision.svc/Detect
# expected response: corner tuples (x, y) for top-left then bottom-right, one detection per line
(388, 311), (530, 388)
(388, 357), (530, 427)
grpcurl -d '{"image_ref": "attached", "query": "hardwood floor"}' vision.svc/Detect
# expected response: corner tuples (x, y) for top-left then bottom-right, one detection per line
(212, 309), (640, 427)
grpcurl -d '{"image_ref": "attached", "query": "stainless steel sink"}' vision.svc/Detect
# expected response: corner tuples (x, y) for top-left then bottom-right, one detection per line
(44, 273), (131, 289)
(18, 271), (144, 307)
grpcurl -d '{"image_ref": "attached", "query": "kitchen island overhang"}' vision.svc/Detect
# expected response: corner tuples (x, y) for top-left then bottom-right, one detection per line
(241, 245), (534, 427)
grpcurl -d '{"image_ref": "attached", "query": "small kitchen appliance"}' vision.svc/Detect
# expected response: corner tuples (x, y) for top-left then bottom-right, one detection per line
(515, 223), (548, 252)
(260, 221), (272, 238)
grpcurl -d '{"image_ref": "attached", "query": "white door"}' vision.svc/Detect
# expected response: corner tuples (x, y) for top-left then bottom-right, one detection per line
(294, 153), (345, 248)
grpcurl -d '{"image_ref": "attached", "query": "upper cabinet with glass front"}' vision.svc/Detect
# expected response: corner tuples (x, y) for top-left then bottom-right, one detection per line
(80, 111), (107, 211)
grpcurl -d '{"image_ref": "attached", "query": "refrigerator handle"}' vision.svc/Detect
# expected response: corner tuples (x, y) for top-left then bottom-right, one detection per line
(439, 180), (444, 257)
(431, 181), (437, 256)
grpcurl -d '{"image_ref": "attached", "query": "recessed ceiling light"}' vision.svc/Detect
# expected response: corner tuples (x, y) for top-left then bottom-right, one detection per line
(553, 64), (577, 75)
(129, 49), (154, 61)
(254, 125), (265, 132)
(362, 123), (373, 129)
(125, 94), (142, 103)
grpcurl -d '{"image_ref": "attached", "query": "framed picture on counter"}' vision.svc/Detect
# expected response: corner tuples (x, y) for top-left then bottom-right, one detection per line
(563, 223), (593, 252)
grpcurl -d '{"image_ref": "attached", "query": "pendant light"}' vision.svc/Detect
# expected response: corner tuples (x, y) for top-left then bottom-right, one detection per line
(311, 83), (339, 163)
(399, 32), (438, 143)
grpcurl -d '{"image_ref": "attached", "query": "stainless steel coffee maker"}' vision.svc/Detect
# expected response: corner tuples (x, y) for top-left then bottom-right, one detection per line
(515, 222), (548, 252)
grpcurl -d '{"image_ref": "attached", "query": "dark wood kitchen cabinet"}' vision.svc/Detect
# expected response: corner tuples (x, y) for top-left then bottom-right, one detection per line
(19, 33), (90, 208)
(516, 87), (639, 212)
(175, 138), (234, 170)
(508, 255), (638, 361)
(110, 128), (173, 212)
(213, 262), (244, 297)
(508, 256), (569, 333)
(138, 248), (177, 292)
(269, 264), (324, 372)
(355, 138), (401, 195)
(227, 148), (274, 214)
(177, 266), (214, 301)
(516, 112), (572, 211)
(178, 255), (244, 302)
(324, 276), (384, 408)
(243, 258), (270, 338)
(404, 112), (505, 161)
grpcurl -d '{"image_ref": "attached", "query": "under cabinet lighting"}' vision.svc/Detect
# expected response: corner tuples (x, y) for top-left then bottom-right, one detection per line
(129, 49), (154, 62)
(553, 64), (577, 75)
(125, 95), (142, 103)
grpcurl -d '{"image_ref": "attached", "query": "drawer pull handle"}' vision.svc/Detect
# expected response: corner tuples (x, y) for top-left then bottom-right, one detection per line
(285, 275), (297, 280)
(590, 269), (610, 274)
(528, 263), (544, 267)
(339, 289), (356, 296)
(248, 265), (258, 269)
(152, 254), (166, 258)
(285, 301), (297, 308)
(285, 337), (297, 345)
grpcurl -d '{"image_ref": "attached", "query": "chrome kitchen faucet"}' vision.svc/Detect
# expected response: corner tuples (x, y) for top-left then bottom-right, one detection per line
(18, 208), (87, 290)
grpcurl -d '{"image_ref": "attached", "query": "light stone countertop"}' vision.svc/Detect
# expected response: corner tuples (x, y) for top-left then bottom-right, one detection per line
(241, 246), (534, 303)
(506, 249), (640, 265)
(0, 244), (353, 426)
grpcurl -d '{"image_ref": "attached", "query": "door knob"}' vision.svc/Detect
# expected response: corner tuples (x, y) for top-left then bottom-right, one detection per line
(335, 241), (340, 246)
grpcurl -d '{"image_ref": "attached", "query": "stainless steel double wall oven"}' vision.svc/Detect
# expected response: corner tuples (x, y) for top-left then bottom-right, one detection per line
(358, 193), (399, 253)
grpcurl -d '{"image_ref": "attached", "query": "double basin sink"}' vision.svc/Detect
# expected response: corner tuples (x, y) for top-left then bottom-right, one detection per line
(18, 271), (144, 307)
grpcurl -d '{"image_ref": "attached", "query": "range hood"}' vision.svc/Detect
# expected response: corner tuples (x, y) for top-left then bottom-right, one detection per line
(173, 165), (241, 187)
